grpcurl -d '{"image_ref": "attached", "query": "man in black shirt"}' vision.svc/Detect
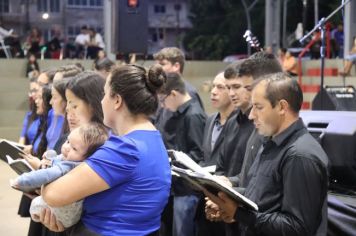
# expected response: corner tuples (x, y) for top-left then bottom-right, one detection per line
(158, 72), (206, 236)
(153, 47), (204, 149)
(153, 47), (204, 236)
(213, 51), (284, 236)
(215, 52), (283, 182)
(214, 61), (255, 178)
(205, 73), (328, 236)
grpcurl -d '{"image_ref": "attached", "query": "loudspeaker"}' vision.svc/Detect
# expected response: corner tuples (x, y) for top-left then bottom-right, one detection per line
(301, 111), (356, 193)
(312, 86), (356, 111)
(116, 0), (148, 54)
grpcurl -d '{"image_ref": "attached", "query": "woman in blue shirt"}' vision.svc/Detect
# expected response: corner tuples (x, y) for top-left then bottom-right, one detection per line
(46, 79), (67, 150)
(18, 83), (53, 236)
(40, 65), (171, 235)
(19, 77), (40, 146)
(31, 84), (53, 156)
(23, 71), (106, 236)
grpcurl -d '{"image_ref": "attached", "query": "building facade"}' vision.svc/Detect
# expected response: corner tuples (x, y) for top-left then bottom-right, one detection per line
(0, 0), (191, 55)
(147, 0), (192, 54)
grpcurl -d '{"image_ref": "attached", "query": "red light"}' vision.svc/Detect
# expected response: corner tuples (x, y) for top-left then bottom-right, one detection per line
(128, 0), (138, 8)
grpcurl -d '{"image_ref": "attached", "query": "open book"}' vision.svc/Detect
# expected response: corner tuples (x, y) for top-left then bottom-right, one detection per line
(6, 155), (34, 175)
(169, 150), (258, 211)
(0, 139), (26, 163)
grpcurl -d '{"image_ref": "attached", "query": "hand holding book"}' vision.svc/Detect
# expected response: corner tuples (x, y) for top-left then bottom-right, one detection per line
(169, 150), (258, 212)
(19, 152), (42, 170)
(204, 189), (239, 223)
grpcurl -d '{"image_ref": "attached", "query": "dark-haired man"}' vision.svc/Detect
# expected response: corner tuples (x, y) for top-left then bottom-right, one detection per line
(153, 47), (204, 148)
(158, 72), (206, 236)
(196, 72), (235, 236)
(215, 52), (283, 182)
(153, 47), (205, 236)
(205, 73), (328, 236)
(212, 52), (283, 236)
(201, 72), (235, 167)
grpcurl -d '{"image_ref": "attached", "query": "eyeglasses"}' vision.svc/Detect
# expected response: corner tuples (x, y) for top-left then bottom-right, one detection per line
(159, 93), (170, 104)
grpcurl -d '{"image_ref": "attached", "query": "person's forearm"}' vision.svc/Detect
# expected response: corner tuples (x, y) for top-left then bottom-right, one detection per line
(42, 163), (110, 207)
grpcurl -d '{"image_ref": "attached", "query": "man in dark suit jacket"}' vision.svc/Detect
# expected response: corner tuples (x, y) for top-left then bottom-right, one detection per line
(201, 72), (235, 167)
(197, 72), (235, 236)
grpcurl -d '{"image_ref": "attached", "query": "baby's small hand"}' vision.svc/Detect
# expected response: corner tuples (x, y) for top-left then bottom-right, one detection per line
(40, 159), (52, 169)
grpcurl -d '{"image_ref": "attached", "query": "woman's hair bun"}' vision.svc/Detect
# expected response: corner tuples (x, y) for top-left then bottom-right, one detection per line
(146, 64), (166, 94)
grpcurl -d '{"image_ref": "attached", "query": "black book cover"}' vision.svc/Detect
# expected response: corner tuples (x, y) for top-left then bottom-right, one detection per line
(0, 140), (26, 163)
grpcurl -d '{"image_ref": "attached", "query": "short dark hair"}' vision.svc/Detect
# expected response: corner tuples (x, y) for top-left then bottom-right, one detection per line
(224, 60), (244, 79)
(79, 122), (108, 157)
(160, 72), (186, 95)
(224, 52), (282, 80)
(153, 47), (185, 73)
(239, 52), (283, 79)
(67, 71), (105, 124)
(261, 73), (303, 114)
(94, 58), (115, 73)
(109, 64), (166, 116)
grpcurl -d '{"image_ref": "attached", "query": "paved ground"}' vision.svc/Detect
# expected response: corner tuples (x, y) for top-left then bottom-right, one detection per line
(0, 161), (30, 236)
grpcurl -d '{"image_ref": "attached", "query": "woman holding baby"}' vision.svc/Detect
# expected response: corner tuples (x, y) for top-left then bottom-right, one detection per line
(36, 65), (171, 235)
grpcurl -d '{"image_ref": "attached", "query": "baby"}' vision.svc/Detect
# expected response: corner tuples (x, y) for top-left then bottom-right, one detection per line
(10, 122), (108, 228)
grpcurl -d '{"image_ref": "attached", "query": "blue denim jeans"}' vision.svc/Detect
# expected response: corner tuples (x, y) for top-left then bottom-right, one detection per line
(173, 195), (199, 236)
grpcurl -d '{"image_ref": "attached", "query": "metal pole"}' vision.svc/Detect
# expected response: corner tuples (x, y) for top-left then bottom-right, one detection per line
(241, 0), (251, 55)
(314, 0), (319, 25)
(25, 0), (30, 33)
(175, 1), (181, 48)
(344, 0), (355, 59)
(62, 1), (67, 43)
(282, 0), (288, 47)
(320, 19), (326, 109)
(299, 0), (353, 110)
(302, 0), (308, 34)
(104, 0), (115, 60)
(265, 0), (272, 49)
(275, 0), (281, 53)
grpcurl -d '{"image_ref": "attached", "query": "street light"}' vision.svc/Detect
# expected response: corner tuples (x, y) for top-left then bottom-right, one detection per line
(42, 12), (49, 20)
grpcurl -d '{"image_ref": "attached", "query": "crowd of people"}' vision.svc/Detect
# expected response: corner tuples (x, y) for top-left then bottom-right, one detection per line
(1, 20), (355, 78)
(9, 46), (330, 236)
(0, 23), (105, 60)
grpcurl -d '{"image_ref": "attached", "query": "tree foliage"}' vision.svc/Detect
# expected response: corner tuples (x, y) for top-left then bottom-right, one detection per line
(183, 0), (341, 60)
